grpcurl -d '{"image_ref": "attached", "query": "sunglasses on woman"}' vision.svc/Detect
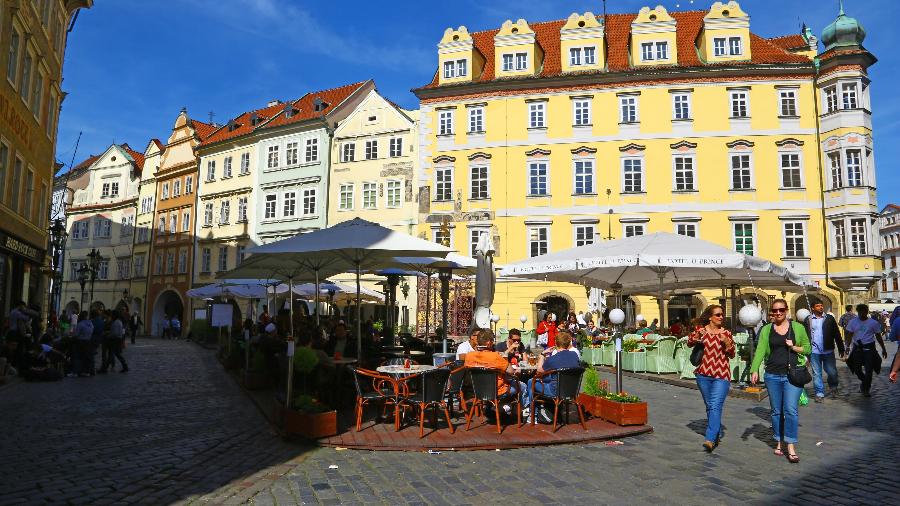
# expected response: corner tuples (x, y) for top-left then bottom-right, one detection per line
(771, 308), (787, 313)
(712, 313), (724, 317)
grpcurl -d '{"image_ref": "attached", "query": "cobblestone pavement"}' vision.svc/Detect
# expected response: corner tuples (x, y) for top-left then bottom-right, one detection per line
(2, 340), (898, 505)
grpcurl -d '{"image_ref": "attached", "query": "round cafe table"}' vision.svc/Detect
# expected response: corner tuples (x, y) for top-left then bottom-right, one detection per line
(376, 364), (436, 375)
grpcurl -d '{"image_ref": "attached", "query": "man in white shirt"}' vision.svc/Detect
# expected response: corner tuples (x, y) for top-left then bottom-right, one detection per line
(455, 328), (480, 360)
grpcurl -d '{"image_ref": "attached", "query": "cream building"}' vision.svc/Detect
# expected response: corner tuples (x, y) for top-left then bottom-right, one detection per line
(327, 88), (420, 326)
(127, 139), (164, 321)
(61, 144), (144, 313)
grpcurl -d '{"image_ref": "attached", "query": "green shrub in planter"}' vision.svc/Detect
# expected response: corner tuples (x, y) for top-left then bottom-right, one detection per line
(582, 367), (605, 397)
(190, 319), (213, 343)
(292, 346), (319, 375)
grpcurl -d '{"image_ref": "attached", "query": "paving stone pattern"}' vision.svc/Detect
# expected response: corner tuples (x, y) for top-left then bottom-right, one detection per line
(2, 339), (898, 505)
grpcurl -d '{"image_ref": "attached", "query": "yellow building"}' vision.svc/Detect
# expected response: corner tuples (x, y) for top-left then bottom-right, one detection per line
(414, 2), (880, 329)
(327, 87), (419, 326)
(128, 138), (165, 321)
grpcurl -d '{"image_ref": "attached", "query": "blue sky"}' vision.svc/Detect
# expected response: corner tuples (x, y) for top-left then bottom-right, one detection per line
(57, 0), (897, 202)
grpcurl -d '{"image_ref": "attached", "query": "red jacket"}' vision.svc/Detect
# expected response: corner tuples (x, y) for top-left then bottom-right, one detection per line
(536, 321), (558, 348)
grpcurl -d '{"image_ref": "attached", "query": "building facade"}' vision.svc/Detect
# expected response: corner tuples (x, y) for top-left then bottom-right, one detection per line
(128, 139), (164, 322)
(146, 110), (213, 336)
(61, 144), (143, 314)
(327, 87), (420, 326)
(0, 0), (91, 324)
(877, 204), (900, 302)
(413, 2), (880, 328)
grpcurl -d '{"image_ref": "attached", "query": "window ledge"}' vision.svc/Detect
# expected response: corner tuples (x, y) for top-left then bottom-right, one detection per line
(432, 199), (453, 203)
(468, 197), (491, 201)
(778, 187), (806, 191)
(781, 257), (811, 261)
(572, 193), (598, 197)
(728, 188), (756, 193)
(672, 189), (698, 194)
(826, 185), (875, 192)
(526, 194), (551, 198)
(572, 124), (593, 128)
(620, 191), (646, 195)
(468, 130), (486, 135)
(618, 121), (640, 126)
(778, 115), (800, 120)
(527, 127), (548, 131)
(437, 133), (454, 138)
(728, 116), (751, 120)
(671, 118), (693, 123)
(238, 171), (250, 176)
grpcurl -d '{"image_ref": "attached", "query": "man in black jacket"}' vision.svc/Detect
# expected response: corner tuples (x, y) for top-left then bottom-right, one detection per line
(805, 302), (846, 401)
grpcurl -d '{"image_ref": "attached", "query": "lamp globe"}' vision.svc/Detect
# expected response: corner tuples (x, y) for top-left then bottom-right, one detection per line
(738, 305), (763, 327)
(796, 308), (811, 323)
(609, 308), (626, 325)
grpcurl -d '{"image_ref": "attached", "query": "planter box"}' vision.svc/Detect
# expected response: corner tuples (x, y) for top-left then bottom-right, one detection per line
(577, 393), (603, 417)
(599, 398), (648, 426)
(276, 404), (338, 439)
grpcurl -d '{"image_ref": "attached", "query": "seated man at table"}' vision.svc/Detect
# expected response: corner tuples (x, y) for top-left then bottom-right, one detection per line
(494, 328), (523, 363)
(523, 331), (581, 422)
(455, 328), (481, 360)
(464, 329), (525, 416)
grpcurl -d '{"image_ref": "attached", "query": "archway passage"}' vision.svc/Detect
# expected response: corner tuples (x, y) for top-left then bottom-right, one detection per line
(667, 294), (704, 328)
(793, 293), (830, 313)
(540, 295), (570, 322)
(152, 290), (184, 337)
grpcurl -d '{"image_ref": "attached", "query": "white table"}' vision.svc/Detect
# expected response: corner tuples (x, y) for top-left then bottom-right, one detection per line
(376, 364), (436, 375)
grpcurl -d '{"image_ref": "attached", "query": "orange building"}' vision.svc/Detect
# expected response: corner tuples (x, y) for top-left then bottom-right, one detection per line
(146, 110), (214, 335)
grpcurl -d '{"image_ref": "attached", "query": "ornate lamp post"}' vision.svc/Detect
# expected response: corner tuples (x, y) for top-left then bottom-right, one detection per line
(77, 265), (89, 309)
(48, 219), (68, 319)
(86, 248), (103, 307)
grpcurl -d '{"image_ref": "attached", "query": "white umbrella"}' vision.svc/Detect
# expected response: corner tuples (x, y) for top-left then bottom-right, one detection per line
(501, 232), (812, 327)
(247, 218), (451, 358)
(292, 281), (384, 302)
(186, 279), (287, 299)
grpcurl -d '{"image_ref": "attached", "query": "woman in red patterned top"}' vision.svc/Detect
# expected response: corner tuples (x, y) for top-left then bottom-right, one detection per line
(687, 304), (736, 452)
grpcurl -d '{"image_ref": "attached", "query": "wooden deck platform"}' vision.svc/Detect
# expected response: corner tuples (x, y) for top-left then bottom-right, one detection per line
(317, 411), (652, 451)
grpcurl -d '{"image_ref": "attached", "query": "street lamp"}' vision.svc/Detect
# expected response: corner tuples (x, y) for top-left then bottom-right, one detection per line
(48, 219), (68, 319)
(77, 265), (89, 309)
(86, 248), (103, 307)
(609, 308), (626, 394)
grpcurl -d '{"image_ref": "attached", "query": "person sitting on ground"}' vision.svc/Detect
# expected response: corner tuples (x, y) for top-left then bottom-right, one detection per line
(522, 331), (581, 421)
(463, 329), (525, 416)
(455, 328), (480, 360)
(21, 343), (63, 382)
(635, 319), (653, 336)
(494, 328), (523, 363)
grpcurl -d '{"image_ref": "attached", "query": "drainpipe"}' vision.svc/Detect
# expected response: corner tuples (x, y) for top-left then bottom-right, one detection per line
(812, 57), (846, 307)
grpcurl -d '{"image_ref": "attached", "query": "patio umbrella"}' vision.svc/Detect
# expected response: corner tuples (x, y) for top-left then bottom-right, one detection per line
(472, 232), (496, 332)
(500, 232), (812, 328)
(247, 218), (452, 358)
(186, 279), (287, 299)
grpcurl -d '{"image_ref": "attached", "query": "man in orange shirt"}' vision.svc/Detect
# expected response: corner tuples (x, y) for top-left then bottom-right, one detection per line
(464, 330), (525, 413)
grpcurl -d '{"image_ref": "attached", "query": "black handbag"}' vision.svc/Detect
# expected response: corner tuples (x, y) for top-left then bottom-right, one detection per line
(690, 342), (704, 366)
(786, 324), (812, 388)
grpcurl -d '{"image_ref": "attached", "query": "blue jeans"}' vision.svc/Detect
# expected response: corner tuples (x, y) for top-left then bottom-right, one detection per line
(809, 353), (838, 397)
(523, 377), (556, 409)
(764, 373), (802, 444)
(695, 374), (730, 442)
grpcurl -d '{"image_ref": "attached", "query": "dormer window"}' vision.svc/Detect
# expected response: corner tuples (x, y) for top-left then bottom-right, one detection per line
(282, 103), (295, 118)
(250, 113), (261, 126)
(569, 46), (596, 66)
(713, 37), (743, 56)
(227, 119), (238, 132)
(729, 37), (743, 55)
(516, 53), (527, 70)
(443, 59), (468, 78)
(640, 41), (668, 61)
(313, 98), (328, 112)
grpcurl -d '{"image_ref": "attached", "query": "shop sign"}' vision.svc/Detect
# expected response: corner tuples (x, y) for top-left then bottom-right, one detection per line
(0, 231), (44, 262)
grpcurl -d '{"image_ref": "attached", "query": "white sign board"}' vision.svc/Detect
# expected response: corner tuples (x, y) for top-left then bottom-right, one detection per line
(211, 304), (233, 328)
(194, 309), (207, 321)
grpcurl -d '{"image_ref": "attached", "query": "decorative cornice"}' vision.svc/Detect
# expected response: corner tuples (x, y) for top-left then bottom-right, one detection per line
(570, 146), (598, 155)
(726, 139), (755, 149)
(775, 137), (805, 147)
(525, 148), (551, 157)
(433, 155), (456, 163)
(467, 152), (492, 161)
(669, 140), (698, 150)
(618, 143), (646, 152)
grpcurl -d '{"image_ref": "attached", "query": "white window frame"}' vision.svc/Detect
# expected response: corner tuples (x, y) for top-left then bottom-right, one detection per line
(178, 250), (187, 274)
(443, 61), (455, 79)
(527, 161), (549, 196)
(621, 158), (644, 193)
(573, 99), (591, 126)
(641, 42), (654, 61)
(675, 223), (698, 238)
(264, 194), (277, 219)
(219, 200), (230, 224)
(389, 137), (402, 158)
(305, 138), (318, 162)
(240, 152), (250, 175)
(470, 229), (488, 258)
(779, 89), (798, 117)
(470, 166), (489, 200)
(362, 182), (378, 209)
(218, 247), (228, 272)
(783, 221), (806, 258)
(827, 151), (843, 189)
(201, 248), (211, 273)
(161, 182), (169, 199)
(283, 141), (298, 166)
(267, 145), (279, 168)
(623, 224), (645, 238)
(386, 180), (401, 208)
(672, 93), (691, 120)
(237, 197), (247, 222)
(515, 52), (527, 71)
(713, 37), (727, 57)
(456, 59), (467, 77)
(185, 175), (193, 194)
(730, 90), (749, 118)
(182, 210), (190, 232)
(203, 202), (213, 226)
(438, 110), (454, 135)
(433, 227), (453, 248)
(846, 149), (863, 187)
(282, 190), (297, 218)
(573, 159), (594, 195)
(468, 106), (484, 133)
(302, 188), (316, 216)
(728, 37), (743, 56)
(832, 219), (847, 257)
(435, 167), (452, 201)
(206, 160), (216, 181)
(574, 224), (595, 247)
(824, 86), (838, 114)
(619, 96), (638, 123)
(570, 47), (582, 66)
(365, 139), (377, 160)
(730, 153), (754, 191)
(172, 179), (180, 197)
(528, 226), (549, 257)
(339, 183), (354, 210)
(502, 53), (513, 72)
(849, 218), (868, 256)
(673, 155), (695, 192)
(223, 156), (233, 178)
(584, 46), (596, 65)
(341, 142), (355, 162)
(780, 152), (803, 189)
(528, 102), (546, 129)
(841, 82), (858, 109)
(655, 41), (669, 60)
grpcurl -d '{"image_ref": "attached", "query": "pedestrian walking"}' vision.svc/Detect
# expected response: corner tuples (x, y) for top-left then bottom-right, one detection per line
(99, 311), (129, 373)
(889, 347), (899, 383)
(129, 312), (142, 344)
(71, 311), (94, 377)
(162, 315), (171, 339)
(804, 302), (845, 401)
(171, 315), (181, 339)
(686, 304), (735, 452)
(845, 304), (889, 397)
(750, 298), (811, 463)
(838, 305), (855, 349)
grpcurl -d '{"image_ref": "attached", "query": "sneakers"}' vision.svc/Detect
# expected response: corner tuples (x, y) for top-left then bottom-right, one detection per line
(522, 407), (530, 419)
(502, 404), (512, 415)
(814, 395), (824, 403)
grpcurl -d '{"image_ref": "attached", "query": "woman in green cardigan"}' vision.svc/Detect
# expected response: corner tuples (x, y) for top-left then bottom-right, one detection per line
(750, 298), (811, 464)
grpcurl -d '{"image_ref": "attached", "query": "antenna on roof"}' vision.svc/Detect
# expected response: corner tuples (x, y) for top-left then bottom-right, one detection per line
(208, 111), (216, 125)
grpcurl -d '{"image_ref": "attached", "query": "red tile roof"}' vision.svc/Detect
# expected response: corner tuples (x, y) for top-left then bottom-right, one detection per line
(122, 145), (146, 171)
(200, 81), (372, 147)
(422, 11), (809, 89)
(190, 119), (217, 141)
(768, 34), (808, 51)
(72, 154), (100, 172)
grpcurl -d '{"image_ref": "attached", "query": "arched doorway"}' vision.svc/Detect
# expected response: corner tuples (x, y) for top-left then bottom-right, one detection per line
(152, 289), (184, 337)
(792, 293), (830, 314)
(540, 295), (570, 322)
(667, 294), (705, 328)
